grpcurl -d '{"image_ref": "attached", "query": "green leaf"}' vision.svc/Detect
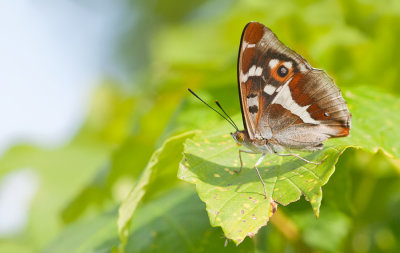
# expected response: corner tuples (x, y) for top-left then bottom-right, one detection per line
(339, 87), (400, 158)
(117, 131), (197, 251)
(45, 186), (254, 253)
(178, 87), (400, 244)
(125, 187), (254, 252)
(44, 208), (119, 253)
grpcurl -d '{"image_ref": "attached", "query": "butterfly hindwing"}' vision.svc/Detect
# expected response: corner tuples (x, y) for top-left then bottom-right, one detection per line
(238, 22), (351, 150)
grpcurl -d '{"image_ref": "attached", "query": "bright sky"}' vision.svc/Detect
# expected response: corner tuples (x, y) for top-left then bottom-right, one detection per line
(0, 0), (124, 153)
(0, 0), (126, 235)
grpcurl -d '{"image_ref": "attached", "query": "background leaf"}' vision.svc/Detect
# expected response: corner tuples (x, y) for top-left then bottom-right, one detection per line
(118, 131), (196, 251)
(45, 187), (255, 253)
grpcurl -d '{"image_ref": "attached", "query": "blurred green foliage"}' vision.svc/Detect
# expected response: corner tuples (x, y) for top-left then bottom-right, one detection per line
(1, 0), (400, 252)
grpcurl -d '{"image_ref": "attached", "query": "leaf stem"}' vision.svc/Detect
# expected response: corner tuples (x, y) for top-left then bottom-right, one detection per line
(270, 210), (299, 241)
(270, 210), (312, 251)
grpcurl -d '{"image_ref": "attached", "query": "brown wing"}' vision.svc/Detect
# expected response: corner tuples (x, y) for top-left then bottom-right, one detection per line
(237, 22), (311, 139)
(238, 22), (351, 149)
(265, 70), (351, 150)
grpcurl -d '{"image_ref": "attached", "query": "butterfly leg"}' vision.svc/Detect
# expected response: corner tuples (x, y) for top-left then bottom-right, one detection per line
(254, 153), (268, 198)
(276, 153), (323, 165)
(235, 149), (258, 174)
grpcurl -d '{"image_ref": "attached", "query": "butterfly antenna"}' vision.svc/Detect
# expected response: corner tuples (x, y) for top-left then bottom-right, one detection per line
(214, 100), (239, 130)
(188, 89), (238, 131)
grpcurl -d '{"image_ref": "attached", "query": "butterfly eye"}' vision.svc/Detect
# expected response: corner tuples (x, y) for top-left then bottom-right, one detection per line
(277, 65), (288, 77)
(237, 133), (244, 142)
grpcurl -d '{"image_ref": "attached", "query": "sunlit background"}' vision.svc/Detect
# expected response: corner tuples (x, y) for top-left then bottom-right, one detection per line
(0, 0), (125, 241)
(0, 1), (127, 152)
(1, 0), (400, 252)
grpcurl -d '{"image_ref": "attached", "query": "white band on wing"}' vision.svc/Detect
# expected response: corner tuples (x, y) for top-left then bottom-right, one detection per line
(271, 77), (319, 124)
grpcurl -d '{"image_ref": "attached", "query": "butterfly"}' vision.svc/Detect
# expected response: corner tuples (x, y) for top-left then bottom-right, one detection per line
(189, 22), (351, 198)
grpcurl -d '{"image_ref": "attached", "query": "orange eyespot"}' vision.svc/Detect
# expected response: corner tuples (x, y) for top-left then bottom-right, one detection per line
(270, 61), (293, 82)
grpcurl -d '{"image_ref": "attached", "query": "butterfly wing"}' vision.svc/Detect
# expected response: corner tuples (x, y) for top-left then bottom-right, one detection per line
(265, 70), (351, 150)
(238, 22), (311, 139)
(237, 22), (351, 150)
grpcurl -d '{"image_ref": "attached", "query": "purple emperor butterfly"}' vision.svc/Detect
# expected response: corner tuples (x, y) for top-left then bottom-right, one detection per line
(189, 22), (351, 198)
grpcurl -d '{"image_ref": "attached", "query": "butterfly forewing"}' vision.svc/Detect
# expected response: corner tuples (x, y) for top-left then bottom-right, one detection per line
(237, 22), (351, 150)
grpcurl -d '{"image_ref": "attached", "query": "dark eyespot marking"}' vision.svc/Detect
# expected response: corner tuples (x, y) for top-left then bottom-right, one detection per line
(247, 93), (257, 98)
(277, 65), (288, 77)
(249, 105), (258, 114)
(324, 112), (329, 117)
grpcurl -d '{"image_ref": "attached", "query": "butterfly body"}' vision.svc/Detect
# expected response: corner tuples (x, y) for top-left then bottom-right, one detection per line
(231, 126), (325, 162)
(232, 130), (274, 154)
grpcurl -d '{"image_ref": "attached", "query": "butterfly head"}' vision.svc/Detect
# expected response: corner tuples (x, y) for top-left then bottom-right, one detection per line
(231, 130), (248, 146)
